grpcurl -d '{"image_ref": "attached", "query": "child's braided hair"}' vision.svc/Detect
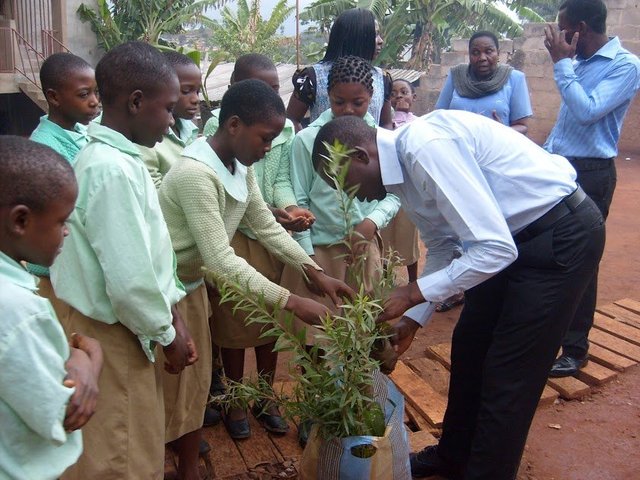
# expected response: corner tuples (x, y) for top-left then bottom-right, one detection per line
(327, 55), (374, 96)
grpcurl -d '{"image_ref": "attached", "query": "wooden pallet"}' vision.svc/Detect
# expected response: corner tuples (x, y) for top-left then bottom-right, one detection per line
(395, 298), (640, 443)
(164, 299), (640, 479)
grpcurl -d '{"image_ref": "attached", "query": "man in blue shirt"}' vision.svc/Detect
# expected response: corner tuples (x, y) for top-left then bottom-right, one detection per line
(544, 0), (640, 377)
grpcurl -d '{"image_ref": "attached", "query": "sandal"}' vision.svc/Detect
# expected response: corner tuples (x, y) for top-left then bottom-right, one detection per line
(436, 293), (465, 313)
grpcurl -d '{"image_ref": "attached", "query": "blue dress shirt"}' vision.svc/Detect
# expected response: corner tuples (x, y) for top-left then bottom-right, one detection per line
(544, 37), (640, 159)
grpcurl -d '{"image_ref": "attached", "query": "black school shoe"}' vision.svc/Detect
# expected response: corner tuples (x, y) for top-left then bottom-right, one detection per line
(223, 413), (251, 440)
(252, 402), (289, 435)
(410, 445), (465, 479)
(549, 354), (588, 378)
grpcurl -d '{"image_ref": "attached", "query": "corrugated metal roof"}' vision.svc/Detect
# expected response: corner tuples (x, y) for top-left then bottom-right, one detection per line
(387, 68), (424, 84)
(203, 62), (298, 106)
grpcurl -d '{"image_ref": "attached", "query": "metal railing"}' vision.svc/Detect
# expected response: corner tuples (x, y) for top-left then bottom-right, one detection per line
(42, 29), (69, 57)
(0, 26), (46, 89)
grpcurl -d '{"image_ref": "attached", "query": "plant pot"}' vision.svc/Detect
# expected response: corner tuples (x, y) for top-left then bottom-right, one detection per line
(299, 373), (411, 480)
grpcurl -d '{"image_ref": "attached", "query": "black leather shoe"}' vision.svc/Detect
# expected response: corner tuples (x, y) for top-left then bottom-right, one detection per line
(203, 405), (222, 427)
(223, 414), (251, 440)
(549, 354), (588, 378)
(410, 445), (464, 479)
(252, 402), (289, 435)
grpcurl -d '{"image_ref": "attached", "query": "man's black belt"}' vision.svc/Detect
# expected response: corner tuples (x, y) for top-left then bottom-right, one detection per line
(514, 186), (587, 244)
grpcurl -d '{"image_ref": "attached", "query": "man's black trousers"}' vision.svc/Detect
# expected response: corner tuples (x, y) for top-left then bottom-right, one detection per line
(437, 196), (605, 480)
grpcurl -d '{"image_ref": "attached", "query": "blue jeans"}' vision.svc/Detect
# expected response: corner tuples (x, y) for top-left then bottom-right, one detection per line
(562, 157), (616, 357)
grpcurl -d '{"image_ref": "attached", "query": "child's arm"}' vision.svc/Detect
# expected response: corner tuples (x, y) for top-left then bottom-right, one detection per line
(0, 313), (81, 442)
(273, 133), (315, 232)
(83, 166), (183, 360)
(289, 132), (317, 255)
(139, 146), (163, 189)
(63, 333), (103, 431)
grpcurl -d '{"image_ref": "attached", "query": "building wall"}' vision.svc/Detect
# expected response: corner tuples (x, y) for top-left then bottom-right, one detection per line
(413, 0), (640, 155)
(59, 0), (102, 66)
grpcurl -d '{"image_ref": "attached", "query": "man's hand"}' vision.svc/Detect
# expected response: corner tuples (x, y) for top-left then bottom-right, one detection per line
(378, 282), (424, 322)
(389, 316), (421, 357)
(347, 219), (377, 264)
(544, 23), (578, 63)
(63, 333), (103, 431)
(285, 294), (332, 326)
(303, 265), (355, 307)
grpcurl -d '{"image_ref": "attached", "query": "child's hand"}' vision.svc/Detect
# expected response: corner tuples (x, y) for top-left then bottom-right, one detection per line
(272, 207), (307, 231)
(303, 266), (355, 307)
(164, 307), (198, 374)
(347, 219), (377, 263)
(285, 206), (316, 232)
(63, 334), (103, 431)
(285, 294), (331, 326)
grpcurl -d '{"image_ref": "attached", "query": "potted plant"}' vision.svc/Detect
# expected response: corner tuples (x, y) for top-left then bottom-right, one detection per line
(208, 141), (410, 479)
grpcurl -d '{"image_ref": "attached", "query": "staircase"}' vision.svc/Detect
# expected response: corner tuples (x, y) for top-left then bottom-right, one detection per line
(1, 23), (70, 113)
(17, 76), (48, 112)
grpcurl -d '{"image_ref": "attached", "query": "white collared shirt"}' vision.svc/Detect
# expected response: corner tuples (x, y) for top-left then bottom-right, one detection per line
(378, 110), (577, 325)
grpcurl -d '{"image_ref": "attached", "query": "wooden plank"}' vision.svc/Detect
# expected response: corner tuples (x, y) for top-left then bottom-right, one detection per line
(235, 414), (284, 470)
(589, 328), (640, 362)
(593, 312), (640, 347)
(409, 429), (439, 453)
(538, 385), (559, 407)
(588, 343), (637, 372)
(575, 360), (618, 386)
(268, 421), (303, 462)
(203, 422), (247, 478)
(407, 357), (450, 396)
(389, 361), (448, 428)
(598, 304), (640, 330)
(405, 401), (432, 432)
(424, 343), (452, 370)
(614, 298), (640, 316)
(547, 376), (591, 400)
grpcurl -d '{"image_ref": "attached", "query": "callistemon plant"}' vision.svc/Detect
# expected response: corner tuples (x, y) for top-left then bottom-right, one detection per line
(207, 140), (401, 442)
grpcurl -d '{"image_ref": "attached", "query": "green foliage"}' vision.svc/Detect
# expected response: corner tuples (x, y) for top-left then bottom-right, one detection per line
(207, 140), (400, 441)
(300, 0), (555, 69)
(208, 0), (294, 62)
(77, 0), (224, 51)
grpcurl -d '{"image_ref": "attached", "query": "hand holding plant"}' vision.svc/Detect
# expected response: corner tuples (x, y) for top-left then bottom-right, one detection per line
(346, 219), (377, 264)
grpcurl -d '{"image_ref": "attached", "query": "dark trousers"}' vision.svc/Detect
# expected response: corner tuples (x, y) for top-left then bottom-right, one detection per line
(562, 157), (616, 357)
(437, 197), (605, 480)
